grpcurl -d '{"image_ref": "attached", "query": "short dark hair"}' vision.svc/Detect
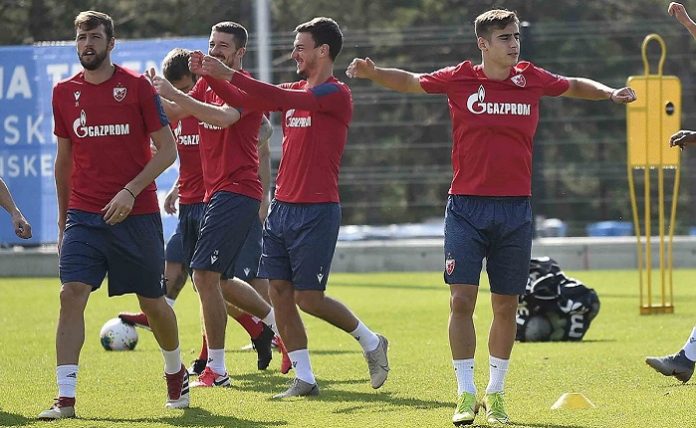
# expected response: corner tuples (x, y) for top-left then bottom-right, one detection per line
(211, 21), (248, 49)
(74, 10), (114, 40)
(474, 9), (519, 40)
(295, 17), (343, 61)
(162, 48), (193, 83)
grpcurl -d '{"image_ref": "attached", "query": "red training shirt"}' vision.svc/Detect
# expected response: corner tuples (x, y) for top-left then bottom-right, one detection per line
(171, 116), (205, 204)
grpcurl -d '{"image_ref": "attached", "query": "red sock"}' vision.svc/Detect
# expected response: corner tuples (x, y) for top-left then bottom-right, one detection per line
(198, 335), (208, 361)
(234, 313), (264, 339)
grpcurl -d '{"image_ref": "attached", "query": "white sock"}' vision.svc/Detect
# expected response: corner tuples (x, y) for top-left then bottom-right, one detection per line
(453, 359), (476, 395)
(207, 348), (226, 374)
(161, 347), (182, 374)
(486, 356), (510, 394)
(56, 365), (78, 398)
(349, 321), (380, 353)
(682, 326), (696, 361)
(288, 349), (316, 384)
(262, 309), (279, 336)
(165, 297), (176, 308)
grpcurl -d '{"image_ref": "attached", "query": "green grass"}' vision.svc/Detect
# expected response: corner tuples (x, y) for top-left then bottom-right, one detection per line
(0, 270), (695, 427)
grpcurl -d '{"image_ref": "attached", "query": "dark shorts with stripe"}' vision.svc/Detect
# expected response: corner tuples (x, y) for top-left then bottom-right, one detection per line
(234, 217), (263, 282)
(59, 209), (165, 298)
(190, 191), (260, 280)
(165, 232), (184, 264)
(258, 200), (340, 291)
(444, 195), (532, 295)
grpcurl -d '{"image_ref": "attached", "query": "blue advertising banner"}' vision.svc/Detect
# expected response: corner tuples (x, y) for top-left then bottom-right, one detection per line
(0, 37), (208, 245)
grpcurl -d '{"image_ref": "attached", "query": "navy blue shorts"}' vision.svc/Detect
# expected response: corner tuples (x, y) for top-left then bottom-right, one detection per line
(234, 217), (263, 281)
(165, 232), (184, 264)
(59, 209), (165, 298)
(259, 200), (340, 291)
(178, 202), (206, 273)
(444, 195), (532, 295)
(190, 191), (260, 279)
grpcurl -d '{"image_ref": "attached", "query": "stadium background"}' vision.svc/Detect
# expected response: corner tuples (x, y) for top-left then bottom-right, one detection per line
(1, 0), (694, 245)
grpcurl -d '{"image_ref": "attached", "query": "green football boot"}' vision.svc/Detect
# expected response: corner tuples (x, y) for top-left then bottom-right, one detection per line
(482, 391), (509, 424)
(452, 391), (478, 426)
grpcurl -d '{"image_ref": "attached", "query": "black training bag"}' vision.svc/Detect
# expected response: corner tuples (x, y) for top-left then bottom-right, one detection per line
(516, 257), (600, 342)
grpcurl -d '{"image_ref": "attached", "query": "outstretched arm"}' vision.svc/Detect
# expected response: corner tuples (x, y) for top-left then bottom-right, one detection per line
(198, 54), (323, 112)
(668, 2), (696, 40)
(561, 78), (636, 104)
(0, 178), (31, 239)
(346, 57), (425, 93)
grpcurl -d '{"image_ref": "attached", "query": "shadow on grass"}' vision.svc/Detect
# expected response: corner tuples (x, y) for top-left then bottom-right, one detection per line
(85, 406), (286, 427)
(0, 410), (29, 427)
(232, 371), (452, 412)
(505, 423), (596, 428)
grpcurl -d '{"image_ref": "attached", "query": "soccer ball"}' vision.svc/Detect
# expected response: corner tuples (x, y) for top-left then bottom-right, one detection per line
(99, 318), (138, 351)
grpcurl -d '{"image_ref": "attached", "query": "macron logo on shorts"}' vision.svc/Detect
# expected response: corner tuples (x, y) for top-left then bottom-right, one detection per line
(210, 250), (219, 265)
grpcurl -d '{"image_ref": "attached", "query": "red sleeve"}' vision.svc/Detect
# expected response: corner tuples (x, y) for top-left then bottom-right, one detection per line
(419, 65), (457, 94)
(52, 85), (69, 138)
(229, 72), (323, 111)
(138, 76), (169, 133)
(534, 65), (570, 97)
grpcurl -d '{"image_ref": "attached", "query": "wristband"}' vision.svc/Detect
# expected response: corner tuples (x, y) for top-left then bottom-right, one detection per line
(122, 187), (136, 200)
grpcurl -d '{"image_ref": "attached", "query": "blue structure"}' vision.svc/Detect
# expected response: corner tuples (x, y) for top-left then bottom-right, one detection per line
(0, 37), (208, 245)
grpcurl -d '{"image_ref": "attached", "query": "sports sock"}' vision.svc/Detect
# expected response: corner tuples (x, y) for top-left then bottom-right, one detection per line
(682, 326), (696, 361)
(234, 313), (264, 339)
(207, 348), (226, 375)
(486, 356), (510, 394)
(453, 359), (476, 395)
(262, 309), (279, 336)
(288, 349), (316, 384)
(57, 365), (78, 398)
(349, 320), (380, 353)
(161, 347), (182, 374)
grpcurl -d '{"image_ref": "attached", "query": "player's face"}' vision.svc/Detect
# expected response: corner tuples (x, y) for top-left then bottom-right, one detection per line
(291, 32), (321, 78)
(209, 31), (243, 68)
(480, 22), (520, 68)
(170, 75), (196, 93)
(76, 24), (113, 71)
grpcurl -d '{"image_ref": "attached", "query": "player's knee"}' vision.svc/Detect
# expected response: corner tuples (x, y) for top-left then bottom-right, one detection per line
(59, 283), (90, 310)
(295, 292), (323, 315)
(450, 292), (476, 317)
(192, 270), (218, 292)
(139, 297), (170, 318)
(491, 298), (518, 319)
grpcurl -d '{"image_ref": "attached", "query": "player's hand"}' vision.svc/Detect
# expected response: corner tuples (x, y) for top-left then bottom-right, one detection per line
(669, 130), (696, 149)
(149, 69), (177, 100)
(11, 211), (31, 239)
(164, 188), (179, 215)
(102, 188), (135, 225)
(609, 87), (637, 104)
(189, 50), (205, 75)
(201, 55), (235, 80)
(346, 57), (376, 79)
(668, 3), (694, 27)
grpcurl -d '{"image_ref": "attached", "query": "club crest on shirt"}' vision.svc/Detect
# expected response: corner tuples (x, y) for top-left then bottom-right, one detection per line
(511, 74), (527, 88)
(113, 84), (127, 102)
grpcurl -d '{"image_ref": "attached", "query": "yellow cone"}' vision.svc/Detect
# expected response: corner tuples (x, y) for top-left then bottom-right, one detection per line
(551, 393), (596, 410)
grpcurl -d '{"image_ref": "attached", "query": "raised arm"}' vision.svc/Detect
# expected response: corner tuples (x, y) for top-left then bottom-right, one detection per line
(146, 68), (241, 128)
(0, 177), (31, 239)
(346, 57), (425, 93)
(197, 54), (325, 112)
(669, 2), (696, 40)
(561, 78), (636, 104)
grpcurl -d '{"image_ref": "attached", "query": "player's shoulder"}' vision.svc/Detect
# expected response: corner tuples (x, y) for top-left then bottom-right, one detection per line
(312, 76), (351, 97)
(114, 64), (146, 81)
(54, 70), (84, 91)
(432, 60), (475, 77)
(516, 60), (556, 76)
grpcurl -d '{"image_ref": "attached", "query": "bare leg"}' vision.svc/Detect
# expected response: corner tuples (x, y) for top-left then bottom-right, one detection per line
(449, 284), (478, 359)
(138, 295), (179, 351)
(294, 290), (359, 332)
(192, 269), (226, 349)
(488, 293), (518, 359)
(56, 283), (92, 365)
(270, 280), (306, 352)
(164, 261), (188, 300)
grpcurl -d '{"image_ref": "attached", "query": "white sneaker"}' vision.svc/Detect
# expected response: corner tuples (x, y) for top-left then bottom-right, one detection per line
(365, 334), (390, 389)
(37, 397), (76, 420)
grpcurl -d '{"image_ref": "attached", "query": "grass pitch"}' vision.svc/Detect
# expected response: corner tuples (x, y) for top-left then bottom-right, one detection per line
(0, 270), (694, 427)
